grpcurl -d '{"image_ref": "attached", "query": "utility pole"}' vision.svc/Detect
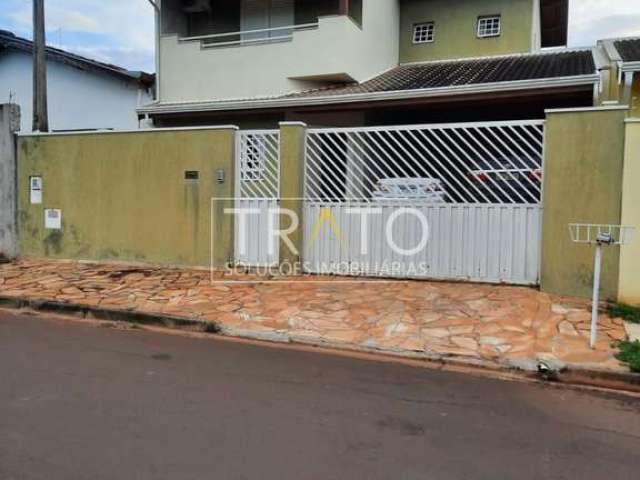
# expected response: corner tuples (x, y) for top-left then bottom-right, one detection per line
(33, 0), (49, 132)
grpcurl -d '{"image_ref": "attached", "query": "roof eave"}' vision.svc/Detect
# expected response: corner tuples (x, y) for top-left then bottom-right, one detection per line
(621, 61), (640, 73)
(0, 33), (153, 88)
(138, 74), (600, 115)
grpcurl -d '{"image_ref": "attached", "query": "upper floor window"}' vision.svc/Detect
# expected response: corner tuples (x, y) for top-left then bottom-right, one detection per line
(413, 22), (435, 44)
(477, 16), (501, 38)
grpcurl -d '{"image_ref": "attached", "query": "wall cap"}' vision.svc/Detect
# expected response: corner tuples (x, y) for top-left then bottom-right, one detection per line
(545, 105), (630, 114)
(621, 61), (640, 73)
(17, 125), (240, 138)
(279, 121), (307, 128)
(625, 118), (640, 123)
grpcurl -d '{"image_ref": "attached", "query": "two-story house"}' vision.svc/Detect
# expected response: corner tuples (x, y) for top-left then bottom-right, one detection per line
(139, 0), (600, 128)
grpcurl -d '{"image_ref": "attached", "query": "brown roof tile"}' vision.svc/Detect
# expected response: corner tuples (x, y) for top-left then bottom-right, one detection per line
(614, 38), (640, 63)
(286, 50), (595, 99)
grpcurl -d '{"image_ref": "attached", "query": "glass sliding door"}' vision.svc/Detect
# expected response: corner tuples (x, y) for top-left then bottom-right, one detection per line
(241, 0), (294, 42)
(270, 0), (294, 37)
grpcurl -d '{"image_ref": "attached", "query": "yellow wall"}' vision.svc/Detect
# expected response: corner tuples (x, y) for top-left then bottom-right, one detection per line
(278, 123), (306, 265)
(399, 0), (534, 63)
(541, 108), (628, 300)
(18, 128), (236, 267)
(619, 120), (640, 304)
(632, 75), (640, 117)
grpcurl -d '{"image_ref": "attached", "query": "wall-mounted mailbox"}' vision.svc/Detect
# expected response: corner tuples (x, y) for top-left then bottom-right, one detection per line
(30, 176), (42, 204)
(217, 169), (225, 184)
(44, 209), (62, 230)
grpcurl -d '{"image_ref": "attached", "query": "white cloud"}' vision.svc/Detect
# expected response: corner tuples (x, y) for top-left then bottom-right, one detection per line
(6, 0), (155, 70)
(569, 0), (640, 46)
(10, 7), (100, 34)
(3, 0), (640, 73)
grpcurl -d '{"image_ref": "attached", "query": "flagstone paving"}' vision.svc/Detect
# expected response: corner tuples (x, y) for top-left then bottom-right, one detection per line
(0, 259), (631, 372)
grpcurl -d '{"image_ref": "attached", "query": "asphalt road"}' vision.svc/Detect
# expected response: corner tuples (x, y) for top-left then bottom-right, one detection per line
(1, 311), (639, 480)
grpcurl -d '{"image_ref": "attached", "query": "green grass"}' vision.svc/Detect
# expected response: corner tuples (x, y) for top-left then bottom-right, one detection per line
(607, 303), (640, 324)
(616, 341), (640, 373)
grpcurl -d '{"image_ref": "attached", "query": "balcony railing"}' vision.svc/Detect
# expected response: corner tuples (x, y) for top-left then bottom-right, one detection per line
(179, 23), (319, 49)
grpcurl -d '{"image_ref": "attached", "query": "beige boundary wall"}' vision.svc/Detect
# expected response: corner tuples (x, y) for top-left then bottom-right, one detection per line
(13, 116), (640, 305)
(17, 127), (237, 268)
(619, 118), (640, 304)
(278, 122), (306, 265)
(540, 106), (640, 303)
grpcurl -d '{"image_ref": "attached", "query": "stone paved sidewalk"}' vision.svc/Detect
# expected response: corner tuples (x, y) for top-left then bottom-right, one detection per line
(0, 259), (631, 373)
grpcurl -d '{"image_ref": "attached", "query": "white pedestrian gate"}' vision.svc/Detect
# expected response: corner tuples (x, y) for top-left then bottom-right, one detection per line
(303, 120), (545, 285)
(235, 129), (280, 266)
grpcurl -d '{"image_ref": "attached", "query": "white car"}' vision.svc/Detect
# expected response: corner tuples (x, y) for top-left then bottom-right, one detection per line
(371, 178), (447, 203)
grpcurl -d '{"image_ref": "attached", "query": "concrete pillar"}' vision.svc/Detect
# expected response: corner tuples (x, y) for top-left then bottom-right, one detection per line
(619, 119), (640, 304)
(631, 75), (640, 118)
(211, 127), (238, 268)
(278, 122), (306, 268)
(541, 107), (627, 299)
(0, 104), (20, 260)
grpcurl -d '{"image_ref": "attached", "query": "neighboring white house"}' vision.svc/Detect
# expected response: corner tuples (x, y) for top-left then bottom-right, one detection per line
(0, 30), (154, 132)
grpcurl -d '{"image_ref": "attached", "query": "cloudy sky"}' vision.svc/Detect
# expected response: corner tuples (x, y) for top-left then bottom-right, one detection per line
(1, 0), (639, 73)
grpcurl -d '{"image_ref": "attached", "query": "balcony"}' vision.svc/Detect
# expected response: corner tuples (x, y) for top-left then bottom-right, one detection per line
(158, 0), (397, 103)
(162, 0), (363, 48)
(185, 23), (320, 49)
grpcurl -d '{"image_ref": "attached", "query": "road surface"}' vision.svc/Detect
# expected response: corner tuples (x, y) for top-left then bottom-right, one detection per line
(1, 311), (639, 480)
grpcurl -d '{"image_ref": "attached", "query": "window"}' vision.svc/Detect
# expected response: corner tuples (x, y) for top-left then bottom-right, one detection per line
(413, 22), (435, 44)
(477, 16), (501, 38)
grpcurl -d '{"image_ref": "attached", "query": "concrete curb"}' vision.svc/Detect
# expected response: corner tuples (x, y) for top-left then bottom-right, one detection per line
(0, 295), (220, 332)
(224, 327), (640, 393)
(1, 294), (639, 394)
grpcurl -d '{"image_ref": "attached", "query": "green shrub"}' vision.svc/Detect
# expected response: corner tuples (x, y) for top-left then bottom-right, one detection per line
(203, 322), (221, 334)
(607, 303), (640, 324)
(615, 341), (640, 373)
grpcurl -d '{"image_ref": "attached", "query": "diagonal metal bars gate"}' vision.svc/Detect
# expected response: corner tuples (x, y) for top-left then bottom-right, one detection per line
(235, 129), (280, 266)
(303, 120), (545, 284)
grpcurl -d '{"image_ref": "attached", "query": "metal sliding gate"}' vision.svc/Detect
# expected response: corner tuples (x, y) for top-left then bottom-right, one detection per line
(235, 129), (280, 266)
(303, 120), (545, 285)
